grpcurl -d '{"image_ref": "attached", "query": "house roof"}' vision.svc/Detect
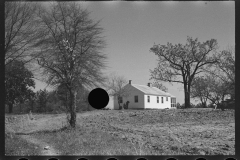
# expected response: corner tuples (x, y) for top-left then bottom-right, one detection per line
(130, 84), (176, 97)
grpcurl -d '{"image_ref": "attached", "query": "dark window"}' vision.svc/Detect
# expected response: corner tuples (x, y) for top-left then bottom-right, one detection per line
(135, 96), (138, 103)
(161, 97), (163, 103)
(157, 97), (159, 103)
(147, 96), (150, 102)
(166, 97), (168, 101)
(118, 97), (123, 103)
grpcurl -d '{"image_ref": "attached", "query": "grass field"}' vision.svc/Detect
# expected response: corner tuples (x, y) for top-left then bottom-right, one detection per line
(5, 108), (235, 155)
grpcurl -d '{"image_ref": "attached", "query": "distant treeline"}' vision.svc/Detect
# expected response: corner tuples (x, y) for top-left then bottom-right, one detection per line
(5, 88), (95, 114)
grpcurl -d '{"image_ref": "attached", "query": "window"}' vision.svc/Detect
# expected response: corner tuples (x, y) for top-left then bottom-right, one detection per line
(147, 96), (150, 102)
(171, 98), (176, 107)
(166, 97), (168, 101)
(134, 96), (138, 103)
(161, 97), (163, 103)
(157, 97), (159, 103)
(118, 97), (123, 103)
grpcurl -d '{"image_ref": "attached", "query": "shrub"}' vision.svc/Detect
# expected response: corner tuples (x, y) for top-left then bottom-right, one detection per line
(176, 103), (181, 109)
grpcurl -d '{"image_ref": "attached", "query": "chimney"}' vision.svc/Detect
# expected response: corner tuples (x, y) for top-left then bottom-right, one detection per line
(129, 80), (132, 85)
(147, 82), (151, 87)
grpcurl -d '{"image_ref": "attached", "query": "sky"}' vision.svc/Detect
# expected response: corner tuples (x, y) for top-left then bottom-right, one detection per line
(34, 1), (235, 105)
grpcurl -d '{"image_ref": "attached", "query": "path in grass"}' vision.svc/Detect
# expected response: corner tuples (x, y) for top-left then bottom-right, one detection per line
(6, 113), (68, 155)
(7, 111), (105, 155)
(20, 135), (59, 155)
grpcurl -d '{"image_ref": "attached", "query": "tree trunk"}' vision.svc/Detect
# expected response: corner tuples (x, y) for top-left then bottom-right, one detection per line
(185, 92), (190, 108)
(31, 100), (34, 112)
(8, 103), (13, 113)
(184, 83), (191, 108)
(69, 90), (77, 128)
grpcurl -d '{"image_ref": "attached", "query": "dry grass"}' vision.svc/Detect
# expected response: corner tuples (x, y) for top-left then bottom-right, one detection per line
(5, 108), (235, 155)
(5, 132), (41, 155)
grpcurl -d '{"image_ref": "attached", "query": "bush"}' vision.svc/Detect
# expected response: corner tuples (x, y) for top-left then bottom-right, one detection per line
(176, 103), (181, 109)
(220, 99), (235, 110)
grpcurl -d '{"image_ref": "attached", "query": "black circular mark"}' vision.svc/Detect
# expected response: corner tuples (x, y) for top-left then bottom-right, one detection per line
(48, 158), (58, 160)
(225, 158), (236, 160)
(106, 158), (118, 160)
(19, 158), (28, 160)
(136, 158), (147, 160)
(165, 158), (177, 160)
(195, 158), (206, 160)
(88, 88), (109, 109)
(77, 158), (88, 160)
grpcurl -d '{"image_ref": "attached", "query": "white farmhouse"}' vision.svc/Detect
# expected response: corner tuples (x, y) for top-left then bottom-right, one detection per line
(106, 80), (176, 110)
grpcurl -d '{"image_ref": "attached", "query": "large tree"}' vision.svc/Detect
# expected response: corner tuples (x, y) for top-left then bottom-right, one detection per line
(35, 2), (107, 127)
(5, 2), (43, 66)
(5, 60), (35, 113)
(150, 37), (219, 108)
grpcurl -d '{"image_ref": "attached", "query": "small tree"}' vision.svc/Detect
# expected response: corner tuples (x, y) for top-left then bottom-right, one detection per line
(150, 37), (219, 108)
(191, 76), (209, 108)
(208, 46), (235, 100)
(106, 73), (130, 109)
(205, 74), (230, 109)
(36, 89), (48, 113)
(191, 46), (235, 110)
(191, 74), (231, 110)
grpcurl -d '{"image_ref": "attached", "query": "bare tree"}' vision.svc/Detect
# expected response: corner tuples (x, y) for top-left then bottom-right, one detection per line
(151, 81), (168, 92)
(191, 73), (231, 110)
(191, 76), (209, 108)
(206, 74), (231, 110)
(106, 73), (130, 109)
(206, 46), (235, 100)
(35, 2), (107, 127)
(5, 2), (43, 66)
(150, 37), (219, 108)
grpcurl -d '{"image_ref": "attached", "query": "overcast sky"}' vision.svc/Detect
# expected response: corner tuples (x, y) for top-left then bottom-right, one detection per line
(34, 1), (235, 105)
